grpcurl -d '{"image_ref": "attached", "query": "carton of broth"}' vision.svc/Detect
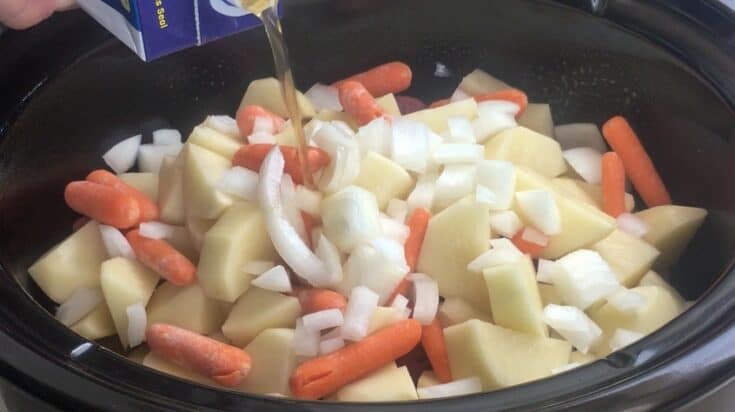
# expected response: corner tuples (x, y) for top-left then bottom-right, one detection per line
(76, 0), (281, 61)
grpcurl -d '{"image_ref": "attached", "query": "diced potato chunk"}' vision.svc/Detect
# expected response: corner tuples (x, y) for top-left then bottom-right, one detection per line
(166, 226), (198, 262)
(404, 99), (478, 133)
(638, 270), (684, 301)
(221, 287), (301, 347)
(550, 177), (634, 212)
(182, 143), (234, 220)
(376, 93), (401, 116)
(29, 221), (109, 303)
(99, 257), (159, 347)
(417, 371), (441, 388)
(444, 319), (571, 390)
(143, 352), (218, 386)
(188, 125), (244, 160)
(417, 197), (491, 312)
(353, 152), (414, 209)
(239, 77), (316, 119)
(147, 282), (225, 334)
(589, 285), (684, 356)
(514, 168), (616, 259)
(570, 351), (598, 365)
(483, 255), (547, 337)
(335, 362), (418, 402)
(240, 328), (297, 396)
(538, 283), (563, 307)
(458, 69), (512, 95)
(70, 303), (116, 341)
(197, 201), (277, 302)
(366, 307), (403, 335)
(591, 230), (660, 287)
(635, 205), (707, 270)
(485, 127), (566, 178)
(118, 172), (159, 202)
(438, 297), (492, 327)
(186, 215), (216, 252)
(158, 155), (186, 225)
(517, 103), (554, 137)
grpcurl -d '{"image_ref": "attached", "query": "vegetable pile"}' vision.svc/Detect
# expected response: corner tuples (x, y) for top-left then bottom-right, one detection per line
(29, 62), (708, 401)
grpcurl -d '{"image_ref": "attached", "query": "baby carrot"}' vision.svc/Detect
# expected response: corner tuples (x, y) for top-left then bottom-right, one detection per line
(429, 98), (451, 109)
(421, 318), (452, 383)
(387, 277), (411, 306)
(601, 116), (671, 207)
(146, 323), (252, 387)
(290, 319), (422, 399)
(86, 169), (159, 222)
(474, 89), (529, 117)
(332, 61), (412, 98)
(601, 152), (627, 217)
(510, 230), (545, 257)
(236, 105), (286, 138)
(126, 229), (196, 286)
(64, 181), (141, 229)
(404, 207), (431, 272)
(337, 80), (388, 126)
(298, 288), (347, 314)
(232, 144), (330, 185)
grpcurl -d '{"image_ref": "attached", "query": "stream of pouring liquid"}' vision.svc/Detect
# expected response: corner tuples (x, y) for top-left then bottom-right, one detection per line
(247, 1), (315, 188)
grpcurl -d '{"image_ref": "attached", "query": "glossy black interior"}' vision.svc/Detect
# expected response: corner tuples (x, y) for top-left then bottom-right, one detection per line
(0, 0), (734, 410)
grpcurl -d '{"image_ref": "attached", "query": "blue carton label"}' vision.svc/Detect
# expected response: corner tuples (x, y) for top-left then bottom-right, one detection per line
(78, 0), (279, 61)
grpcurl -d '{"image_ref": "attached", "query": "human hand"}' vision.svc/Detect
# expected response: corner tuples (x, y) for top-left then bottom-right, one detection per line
(0, 0), (75, 30)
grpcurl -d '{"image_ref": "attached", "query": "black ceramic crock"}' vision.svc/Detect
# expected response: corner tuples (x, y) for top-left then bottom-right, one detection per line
(1, 0), (734, 410)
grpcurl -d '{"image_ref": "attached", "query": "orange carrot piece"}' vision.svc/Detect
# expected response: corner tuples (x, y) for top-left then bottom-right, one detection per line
(72, 216), (90, 232)
(474, 89), (529, 118)
(86, 169), (159, 222)
(601, 152), (627, 217)
(404, 207), (431, 272)
(126, 229), (196, 286)
(510, 230), (545, 257)
(64, 181), (141, 229)
(387, 277), (412, 306)
(601, 116), (671, 207)
(146, 323), (252, 387)
(232, 144), (330, 185)
(332, 61), (412, 98)
(235, 104), (285, 138)
(421, 318), (452, 383)
(290, 319), (422, 399)
(297, 288), (347, 314)
(429, 98), (451, 109)
(337, 80), (388, 126)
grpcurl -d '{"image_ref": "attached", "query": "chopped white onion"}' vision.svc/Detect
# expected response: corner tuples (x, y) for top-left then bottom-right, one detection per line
(434, 62), (451, 78)
(303, 309), (344, 332)
(312, 122), (361, 193)
(521, 226), (549, 247)
(475, 184), (497, 206)
(257, 146), (328, 286)
(563, 148), (603, 184)
(380, 216), (411, 245)
(607, 288), (647, 313)
(55, 287), (104, 326)
(417, 377), (482, 399)
(476, 160), (516, 210)
(125, 302), (147, 348)
(319, 336), (345, 355)
(552, 362), (582, 374)
(341, 245), (405, 305)
(447, 117), (476, 143)
(251, 265), (292, 293)
(406, 173), (437, 212)
(515, 190), (562, 235)
(386, 199), (409, 223)
(248, 131), (277, 144)
(391, 119), (431, 173)
(315, 234), (343, 287)
(152, 129), (182, 146)
(322, 327), (342, 340)
(356, 117), (391, 158)
(305, 83), (343, 111)
(281, 175), (308, 244)
(341, 286), (379, 341)
(552, 250), (621, 310)
(473, 105), (517, 143)
(137, 143), (182, 174)
(295, 186), (322, 215)
(99, 225), (135, 259)
(320, 186), (383, 253)
(450, 88), (471, 103)
(409, 273), (439, 325)
(478, 100), (520, 117)
(432, 143), (484, 164)
(205, 115), (241, 139)
(616, 213), (648, 238)
(542, 304), (602, 354)
(293, 318), (320, 357)
(370, 237), (409, 272)
(434, 164), (477, 209)
(251, 116), (274, 134)
(217, 166), (259, 200)
(625, 193), (635, 212)
(488, 210), (523, 238)
(139, 221), (176, 240)
(536, 259), (558, 284)
(102, 134), (141, 174)
(609, 328), (645, 352)
(390, 293), (409, 313)
(242, 260), (275, 275)
(554, 123), (607, 152)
